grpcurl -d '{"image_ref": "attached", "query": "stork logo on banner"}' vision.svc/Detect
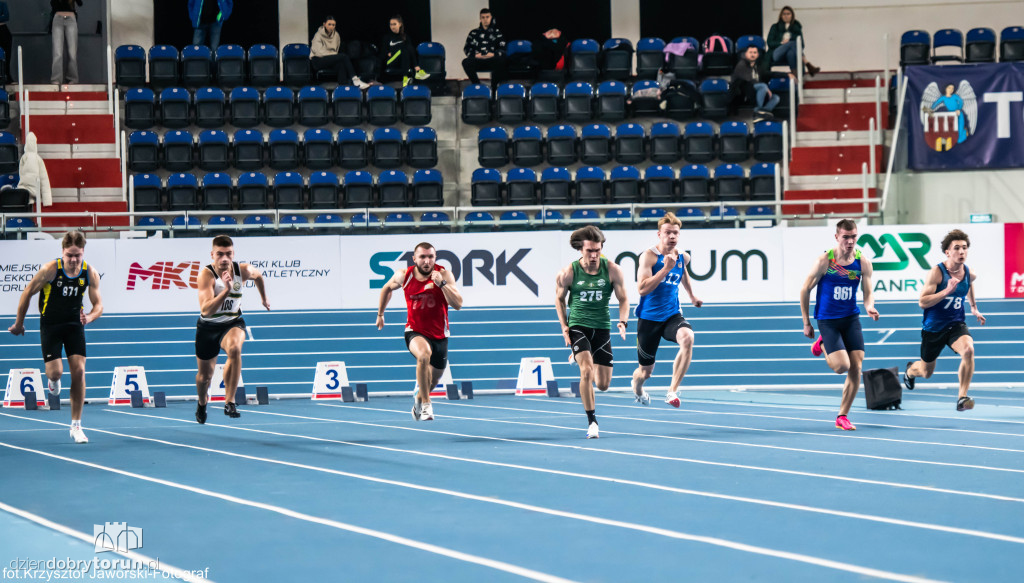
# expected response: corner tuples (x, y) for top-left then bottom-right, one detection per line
(920, 81), (978, 152)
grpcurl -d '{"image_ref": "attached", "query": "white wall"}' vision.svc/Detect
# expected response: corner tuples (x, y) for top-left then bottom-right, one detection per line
(762, 0), (1024, 73)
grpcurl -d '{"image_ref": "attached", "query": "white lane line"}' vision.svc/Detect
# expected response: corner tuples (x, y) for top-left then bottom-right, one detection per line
(102, 409), (1024, 547)
(876, 329), (897, 344)
(0, 417), (943, 583)
(0, 439), (578, 583)
(0, 500), (212, 583)
(247, 326), (255, 341)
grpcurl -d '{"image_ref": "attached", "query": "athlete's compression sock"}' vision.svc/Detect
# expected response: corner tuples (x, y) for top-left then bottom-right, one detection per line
(586, 410), (597, 425)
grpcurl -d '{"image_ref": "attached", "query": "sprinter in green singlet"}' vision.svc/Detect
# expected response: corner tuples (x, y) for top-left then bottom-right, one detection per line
(555, 226), (629, 439)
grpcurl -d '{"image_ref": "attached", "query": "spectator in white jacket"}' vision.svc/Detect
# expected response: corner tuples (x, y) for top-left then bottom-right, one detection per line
(18, 132), (52, 207)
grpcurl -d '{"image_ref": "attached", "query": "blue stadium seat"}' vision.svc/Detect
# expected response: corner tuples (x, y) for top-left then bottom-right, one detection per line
(699, 35), (735, 75)
(308, 171), (341, 209)
(202, 172), (234, 210)
(411, 169), (444, 207)
(665, 79), (699, 120)
(237, 171), (270, 209)
(932, 28), (964, 64)
(279, 214), (311, 231)
(505, 40), (535, 80)
(332, 85), (364, 126)
(182, 45), (213, 87)
(713, 163), (747, 202)
(232, 129), (264, 170)
(540, 167), (572, 205)
(679, 164), (711, 202)
(666, 36), (699, 80)
(194, 87), (226, 128)
(567, 39), (600, 82)
(366, 85), (398, 126)
(966, 27), (996, 63)
(629, 79), (662, 116)
(609, 165), (641, 204)
(683, 121), (715, 163)
(215, 44), (246, 87)
(371, 127), (403, 169)
(282, 43), (312, 86)
(753, 121), (784, 162)
(900, 30), (931, 67)
(534, 209), (564, 230)
(638, 207), (666, 224)
(676, 206), (706, 225)
(313, 213), (345, 234)
(574, 166), (606, 205)
(135, 216), (167, 233)
(3, 217), (36, 240)
(416, 42), (447, 85)
(167, 172), (200, 211)
(127, 130), (160, 172)
(162, 130), (194, 171)
(242, 213), (275, 236)
(650, 122), (682, 164)
(718, 121), (750, 163)
(0, 132), (14, 173)
(400, 84), (432, 126)
(303, 128), (335, 170)
(580, 123), (613, 165)
(569, 208), (600, 223)
(298, 85), (329, 127)
(614, 122), (646, 164)
(768, 77), (792, 120)
(708, 205), (740, 227)
(350, 212), (382, 231)
(419, 211), (451, 234)
(461, 84), (492, 124)
(197, 129), (229, 172)
(248, 44), (280, 87)
(263, 86), (295, 127)
(635, 37), (666, 80)
(148, 45), (180, 90)
(505, 167), (538, 206)
(700, 78), (732, 119)
(643, 165), (677, 204)
(748, 162), (777, 201)
(406, 127), (438, 169)
(343, 170), (376, 207)
(1001, 26), (1024, 62)
(207, 215), (239, 231)
(114, 45), (146, 87)
(132, 173), (164, 212)
(495, 83), (527, 123)
(170, 215), (203, 236)
(562, 81), (594, 122)
(383, 212), (415, 231)
(471, 168), (503, 206)
(463, 211), (496, 231)
(273, 171), (305, 209)
(0, 90), (9, 129)
(498, 210), (530, 230)
(528, 82), (560, 122)
(601, 38), (633, 81)
(604, 207), (632, 228)
(546, 124), (578, 166)
(337, 128), (368, 169)
(228, 86), (260, 127)
(159, 87), (191, 129)
(268, 128), (300, 171)
(595, 80), (627, 121)
(511, 125), (543, 167)
(735, 35), (767, 53)
(478, 126), (510, 168)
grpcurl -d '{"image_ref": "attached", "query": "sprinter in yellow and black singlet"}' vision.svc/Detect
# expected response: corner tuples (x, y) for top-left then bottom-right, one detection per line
(9, 231), (103, 444)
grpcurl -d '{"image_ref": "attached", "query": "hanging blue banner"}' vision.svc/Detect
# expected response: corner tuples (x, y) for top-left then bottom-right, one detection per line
(905, 63), (1024, 170)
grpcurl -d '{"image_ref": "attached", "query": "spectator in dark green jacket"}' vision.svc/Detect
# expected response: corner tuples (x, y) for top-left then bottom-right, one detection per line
(767, 5), (819, 76)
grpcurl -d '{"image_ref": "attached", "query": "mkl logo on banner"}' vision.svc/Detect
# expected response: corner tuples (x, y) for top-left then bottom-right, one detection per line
(94, 522), (143, 553)
(126, 261), (201, 290)
(920, 80), (977, 152)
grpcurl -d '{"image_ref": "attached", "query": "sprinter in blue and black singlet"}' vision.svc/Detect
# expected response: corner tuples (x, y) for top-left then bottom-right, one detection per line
(629, 212), (702, 409)
(799, 219), (879, 431)
(903, 229), (985, 411)
(8, 231), (103, 444)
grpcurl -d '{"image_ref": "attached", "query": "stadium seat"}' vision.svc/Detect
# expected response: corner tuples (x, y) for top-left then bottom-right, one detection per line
(495, 83), (527, 124)
(546, 124), (578, 166)
(182, 45), (213, 87)
(614, 123), (646, 165)
(665, 36), (700, 80)
(416, 42), (447, 90)
(207, 215), (239, 231)
(382, 212), (414, 231)
(166, 172), (200, 211)
(406, 127), (438, 169)
(676, 206), (706, 226)
(511, 125), (544, 167)
(0, 133), (14, 173)
(713, 163), (746, 201)
(638, 207), (666, 226)
(232, 129), (264, 170)
(215, 45), (246, 87)
(900, 30), (931, 67)
(601, 38), (633, 80)
(471, 168), (503, 206)
(735, 35), (767, 54)
(528, 82), (560, 123)
(965, 27), (996, 63)
(567, 39), (600, 82)
(708, 205), (740, 227)
(753, 121), (784, 162)
(170, 214), (203, 236)
(242, 214), (275, 236)
(635, 37), (666, 80)
(228, 86), (260, 127)
(539, 167), (572, 205)
(114, 45), (146, 87)
(279, 214), (310, 232)
(313, 213), (345, 234)
(595, 80), (627, 121)
(411, 169), (444, 207)
(282, 43), (312, 86)
(131, 173), (164, 212)
(718, 121), (750, 163)
(237, 171), (270, 210)
(366, 85), (399, 126)
(743, 205), (775, 227)
(308, 171), (341, 209)
(683, 121), (715, 163)
(498, 210), (530, 230)
(202, 172), (234, 210)
(194, 87), (226, 128)
(343, 170), (376, 207)
(298, 86), (329, 127)
(248, 44), (280, 87)
(1001, 26), (1024, 62)
(0, 90), (9, 129)
(197, 129), (230, 171)
(644, 165), (677, 204)
(400, 84), (432, 125)
(700, 35), (735, 75)
(534, 209), (564, 230)
(579, 123), (613, 165)
(337, 128), (369, 169)
(127, 131), (160, 172)
(505, 167), (538, 206)
(162, 130), (194, 171)
(478, 126), (510, 168)
(574, 166), (606, 205)
(562, 82), (594, 122)
(629, 79), (661, 116)
(650, 122), (682, 164)
(159, 87), (191, 129)
(419, 211), (451, 233)
(134, 216), (167, 235)
(609, 165), (641, 204)
(263, 86), (295, 127)
(569, 208), (600, 224)
(350, 212), (381, 230)
(461, 84), (492, 124)
(505, 40), (535, 80)
(679, 164), (711, 202)
(748, 162), (777, 201)
(371, 127), (403, 169)
(148, 45), (180, 90)
(932, 28), (964, 64)
(768, 77), (792, 120)
(463, 211), (496, 232)
(332, 85), (364, 126)
(700, 78), (732, 119)
(268, 129), (300, 171)
(378, 170), (409, 207)
(604, 207), (632, 229)
(303, 128), (335, 170)
(665, 79), (698, 120)
(273, 171), (305, 209)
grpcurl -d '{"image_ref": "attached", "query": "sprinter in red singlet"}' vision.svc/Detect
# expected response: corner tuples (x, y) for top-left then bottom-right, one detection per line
(377, 242), (463, 421)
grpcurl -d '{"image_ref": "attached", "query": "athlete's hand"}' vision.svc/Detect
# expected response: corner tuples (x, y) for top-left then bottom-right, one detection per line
(80, 310), (88, 325)
(221, 269), (233, 285)
(8, 322), (25, 336)
(867, 306), (880, 321)
(690, 295), (703, 308)
(616, 321), (627, 340)
(262, 299), (271, 311)
(945, 277), (961, 295)
(802, 322), (814, 339)
(430, 271), (445, 287)
(561, 325), (571, 347)
(376, 314), (385, 330)
(663, 250), (679, 272)
(973, 306), (986, 325)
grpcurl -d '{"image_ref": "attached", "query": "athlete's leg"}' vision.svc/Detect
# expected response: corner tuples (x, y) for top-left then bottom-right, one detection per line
(667, 327), (695, 393)
(44, 358), (64, 392)
(838, 350), (864, 416)
(66, 354), (86, 422)
(824, 348), (852, 375)
(195, 357), (216, 404)
(908, 359), (937, 379)
(631, 364), (653, 395)
(593, 363), (613, 392)
(219, 327), (246, 405)
(575, 350), (596, 411)
(407, 335), (435, 404)
(952, 335), (975, 399)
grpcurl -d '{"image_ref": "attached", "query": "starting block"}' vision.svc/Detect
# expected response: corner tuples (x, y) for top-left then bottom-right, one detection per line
(515, 357), (555, 396)
(312, 361), (351, 400)
(47, 393), (61, 410)
(354, 384), (369, 402)
(23, 391), (38, 410)
(445, 384), (460, 400)
(153, 392), (167, 408)
(461, 381), (474, 399)
(340, 386), (355, 402)
(208, 364), (243, 403)
(3, 369), (46, 409)
(570, 381), (581, 398)
(256, 386), (270, 405)
(235, 386), (247, 406)
(546, 380), (560, 398)
(109, 366), (152, 406)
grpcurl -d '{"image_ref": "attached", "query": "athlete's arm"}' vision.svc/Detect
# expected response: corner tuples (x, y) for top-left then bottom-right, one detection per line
(798, 253), (828, 338)
(918, 266), (951, 309)
(431, 267), (463, 310)
(608, 261), (629, 340)
(967, 271), (985, 325)
(636, 249), (669, 296)
(8, 261), (57, 336)
(241, 264), (270, 310)
(197, 267), (232, 318)
(82, 266), (103, 325)
(859, 255), (880, 320)
(678, 252), (702, 307)
(554, 265), (573, 347)
(376, 270), (404, 330)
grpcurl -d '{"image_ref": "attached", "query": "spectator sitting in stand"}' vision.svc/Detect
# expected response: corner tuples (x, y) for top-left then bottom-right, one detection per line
(380, 14), (428, 87)
(767, 5), (820, 77)
(310, 15), (370, 89)
(731, 45), (779, 122)
(461, 8), (506, 87)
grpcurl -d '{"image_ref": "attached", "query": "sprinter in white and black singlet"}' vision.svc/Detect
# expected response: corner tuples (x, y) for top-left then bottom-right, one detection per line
(194, 235), (269, 424)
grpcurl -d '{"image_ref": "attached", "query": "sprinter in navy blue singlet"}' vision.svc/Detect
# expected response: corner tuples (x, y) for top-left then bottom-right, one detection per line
(629, 213), (702, 409)
(902, 230), (985, 411)
(799, 219), (879, 431)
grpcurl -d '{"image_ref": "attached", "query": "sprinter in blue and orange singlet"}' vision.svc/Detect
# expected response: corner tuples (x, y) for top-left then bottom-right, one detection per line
(799, 219), (879, 431)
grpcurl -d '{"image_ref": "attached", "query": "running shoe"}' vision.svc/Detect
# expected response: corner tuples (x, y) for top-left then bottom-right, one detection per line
(195, 402), (207, 425)
(412, 395), (423, 421)
(957, 396), (975, 411)
(665, 391), (681, 408)
(420, 401), (434, 421)
(70, 426), (89, 444)
(835, 415), (856, 431)
(635, 390), (651, 406)
(224, 402), (240, 418)
(352, 77), (371, 90)
(811, 335), (824, 357)
(414, 68), (430, 80)
(586, 422), (599, 439)
(48, 379), (61, 397)
(903, 361), (915, 391)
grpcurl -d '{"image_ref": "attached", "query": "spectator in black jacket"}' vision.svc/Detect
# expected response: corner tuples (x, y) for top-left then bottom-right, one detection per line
(461, 8), (506, 87)
(380, 14), (427, 86)
(731, 45), (779, 122)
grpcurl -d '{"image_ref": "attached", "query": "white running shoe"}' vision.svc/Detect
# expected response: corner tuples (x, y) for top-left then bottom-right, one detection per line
(48, 380), (61, 397)
(665, 391), (681, 408)
(420, 401), (434, 421)
(412, 395), (422, 421)
(352, 77), (371, 90)
(70, 426), (88, 444)
(586, 422), (599, 439)
(635, 390), (651, 406)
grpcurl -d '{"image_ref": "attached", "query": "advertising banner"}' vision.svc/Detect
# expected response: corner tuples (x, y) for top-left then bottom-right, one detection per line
(1005, 223), (1024, 298)
(0, 239), (115, 316)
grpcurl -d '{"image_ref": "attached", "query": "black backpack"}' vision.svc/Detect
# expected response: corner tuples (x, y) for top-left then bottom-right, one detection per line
(862, 367), (903, 410)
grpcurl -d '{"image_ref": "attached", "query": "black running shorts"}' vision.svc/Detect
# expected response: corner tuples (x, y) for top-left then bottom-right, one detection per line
(40, 322), (86, 362)
(405, 332), (449, 370)
(569, 325), (613, 367)
(636, 314), (692, 366)
(816, 314), (865, 354)
(920, 321), (971, 363)
(195, 318), (247, 361)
